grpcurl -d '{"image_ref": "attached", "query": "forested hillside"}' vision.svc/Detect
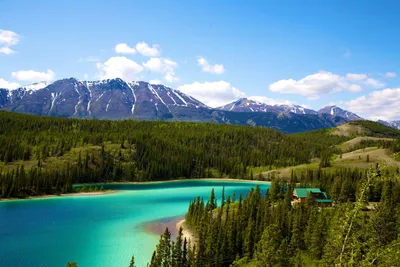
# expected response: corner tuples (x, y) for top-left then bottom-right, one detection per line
(149, 167), (400, 266)
(0, 111), (347, 198)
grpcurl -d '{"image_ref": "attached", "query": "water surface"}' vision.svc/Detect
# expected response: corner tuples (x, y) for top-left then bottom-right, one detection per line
(0, 180), (269, 267)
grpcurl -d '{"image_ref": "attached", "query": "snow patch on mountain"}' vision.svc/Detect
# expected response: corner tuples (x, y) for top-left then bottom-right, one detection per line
(22, 82), (51, 91)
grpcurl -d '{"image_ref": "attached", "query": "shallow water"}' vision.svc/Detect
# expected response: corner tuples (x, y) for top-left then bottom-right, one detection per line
(0, 180), (270, 267)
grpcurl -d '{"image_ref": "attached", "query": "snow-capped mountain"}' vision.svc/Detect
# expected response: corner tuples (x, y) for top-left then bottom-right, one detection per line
(0, 78), (370, 133)
(318, 105), (363, 121)
(217, 98), (317, 115)
(218, 98), (280, 113)
(0, 78), (208, 120)
(278, 105), (317, 115)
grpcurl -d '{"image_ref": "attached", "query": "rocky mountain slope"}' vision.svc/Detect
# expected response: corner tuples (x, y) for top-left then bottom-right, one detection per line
(217, 98), (317, 115)
(377, 120), (400, 130)
(0, 78), (209, 121)
(0, 78), (375, 133)
(318, 105), (362, 121)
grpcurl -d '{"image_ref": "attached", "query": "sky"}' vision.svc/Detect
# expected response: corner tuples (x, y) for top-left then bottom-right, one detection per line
(0, 0), (399, 121)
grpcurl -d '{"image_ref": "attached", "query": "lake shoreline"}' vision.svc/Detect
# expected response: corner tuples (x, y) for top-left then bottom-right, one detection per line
(142, 217), (196, 247)
(1, 178), (270, 202)
(176, 219), (196, 247)
(0, 190), (116, 202)
(76, 177), (271, 185)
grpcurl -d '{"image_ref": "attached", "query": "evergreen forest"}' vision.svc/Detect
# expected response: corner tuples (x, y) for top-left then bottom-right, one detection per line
(148, 167), (400, 266)
(0, 111), (348, 198)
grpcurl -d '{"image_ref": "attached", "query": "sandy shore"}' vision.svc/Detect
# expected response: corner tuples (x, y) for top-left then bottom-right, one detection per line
(143, 217), (196, 247)
(0, 190), (116, 202)
(177, 219), (196, 247)
(144, 217), (184, 238)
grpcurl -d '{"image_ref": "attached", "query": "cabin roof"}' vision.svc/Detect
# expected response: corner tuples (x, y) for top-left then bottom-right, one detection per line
(293, 188), (322, 198)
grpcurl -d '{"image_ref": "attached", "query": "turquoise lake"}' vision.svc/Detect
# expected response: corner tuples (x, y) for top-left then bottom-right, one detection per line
(0, 180), (270, 267)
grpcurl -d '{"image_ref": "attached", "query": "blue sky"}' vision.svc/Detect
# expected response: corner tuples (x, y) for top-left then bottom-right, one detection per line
(0, 0), (399, 120)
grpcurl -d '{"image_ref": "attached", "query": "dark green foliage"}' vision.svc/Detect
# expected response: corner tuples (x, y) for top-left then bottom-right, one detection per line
(291, 166), (400, 203)
(128, 255), (135, 267)
(149, 227), (186, 267)
(0, 111), (348, 198)
(65, 262), (77, 267)
(151, 171), (400, 266)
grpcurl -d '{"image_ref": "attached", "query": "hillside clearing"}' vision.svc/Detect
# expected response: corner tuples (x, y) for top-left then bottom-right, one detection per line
(338, 136), (394, 151)
(335, 147), (400, 168)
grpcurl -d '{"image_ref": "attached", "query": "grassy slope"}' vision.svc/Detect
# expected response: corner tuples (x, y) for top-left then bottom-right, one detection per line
(337, 136), (395, 151)
(262, 121), (400, 179)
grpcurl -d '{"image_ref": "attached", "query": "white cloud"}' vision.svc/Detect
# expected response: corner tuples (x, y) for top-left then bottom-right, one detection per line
(115, 43), (136, 55)
(269, 71), (384, 100)
(197, 56), (225, 74)
(0, 78), (20, 89)
(164, 73), (179, 82)
(11, 69), (55, 82)
(345, 88), (400, 121)
(79, 56), (100, 62)
(364, 78), (385, 88)
(96, 56), (143, 81)
(0, 46), (15, 55)
(149, 79), (162, 84)
(384, 72), (397, 78)
(136, 42), (160, 57)
(0, 29), (20, 55)
(178, 81), (245, 107)
(247, 96), (294, 106)
(346, 73), (367, 81)
(345, 73), (385, 88)
(143, 57), (179, 83)
(83, 73), (89, 80)
(143, 58), (177, 73)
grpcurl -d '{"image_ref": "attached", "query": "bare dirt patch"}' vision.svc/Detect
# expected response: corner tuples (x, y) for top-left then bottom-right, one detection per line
(331, 124), (365, 137)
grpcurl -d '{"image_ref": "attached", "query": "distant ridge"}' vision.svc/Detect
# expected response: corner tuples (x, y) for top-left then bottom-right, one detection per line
(0, 77), (393, 133)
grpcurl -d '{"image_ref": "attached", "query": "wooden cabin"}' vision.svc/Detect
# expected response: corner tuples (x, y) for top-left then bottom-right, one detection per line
(293, 188), (333, 207)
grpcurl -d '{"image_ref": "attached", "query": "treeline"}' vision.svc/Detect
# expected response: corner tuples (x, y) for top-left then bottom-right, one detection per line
(150, 169), (400, 266)
(0, 111), (348, 198)
(349, 120), (400, 138)
(290, 166), (400, 203)
(347, 138), (400, 152)
(0, 145), (137, 198)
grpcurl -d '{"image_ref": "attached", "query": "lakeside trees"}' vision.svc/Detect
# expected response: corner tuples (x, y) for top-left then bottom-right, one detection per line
(150, 168), (400, 266)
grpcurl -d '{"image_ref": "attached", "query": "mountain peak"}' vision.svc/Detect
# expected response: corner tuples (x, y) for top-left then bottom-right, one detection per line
(218, 98), (273, 112)
(21, 81), (52, 91)
(318, 105), (362, 121)
(218, 99), (317, 115)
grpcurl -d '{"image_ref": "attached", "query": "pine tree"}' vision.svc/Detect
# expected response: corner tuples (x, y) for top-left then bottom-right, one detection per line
(128, 255), (135, 267)
(172, 227), (183, 267)
(182, 238), (188, 267)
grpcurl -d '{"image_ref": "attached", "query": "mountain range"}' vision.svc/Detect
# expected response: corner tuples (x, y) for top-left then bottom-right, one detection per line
(0, 78), (396, 133)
